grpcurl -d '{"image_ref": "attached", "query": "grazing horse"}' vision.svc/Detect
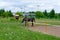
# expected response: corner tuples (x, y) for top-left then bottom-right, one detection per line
(21, 16), (35, 27)
(14, 14), (19, 20)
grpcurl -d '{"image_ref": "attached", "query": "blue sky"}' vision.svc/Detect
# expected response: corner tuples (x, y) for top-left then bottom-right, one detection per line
(0, 0), (60, 13)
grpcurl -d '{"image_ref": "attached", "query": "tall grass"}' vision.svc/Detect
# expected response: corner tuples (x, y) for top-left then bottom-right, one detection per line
(36, 18), (60, 25)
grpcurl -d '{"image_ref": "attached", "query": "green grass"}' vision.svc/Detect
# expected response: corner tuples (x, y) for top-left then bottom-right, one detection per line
(36, 18), (60, 25)
(0, 17), (60, 40)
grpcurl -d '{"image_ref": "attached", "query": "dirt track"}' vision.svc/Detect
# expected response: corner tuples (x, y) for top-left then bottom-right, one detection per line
(28, 25), (60, 37)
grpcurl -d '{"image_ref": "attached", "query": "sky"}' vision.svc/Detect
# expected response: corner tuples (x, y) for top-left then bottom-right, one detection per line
(0, 0), (60, 13)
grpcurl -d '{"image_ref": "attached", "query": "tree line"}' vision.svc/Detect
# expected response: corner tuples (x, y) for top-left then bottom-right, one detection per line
(29, 9), (60, 19)
(0, 9), (60, 19)
(0, 9), (13, 18)
(0, 9), (23, 18)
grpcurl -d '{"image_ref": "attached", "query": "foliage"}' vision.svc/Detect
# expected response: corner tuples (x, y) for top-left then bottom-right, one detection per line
(57, 13), (60, 19)
(10, 17), (16, 21)
(0, 9), (60, 19)
(0, 9), (13, 17)
(8, 10), (13, 17)
(0, 9), (5, 16)
(3, 11), (9, 17)
(2, 11), (13, 18)
(35, 11), (44, 18)
(49, 9), (55, 18)
(43, 10), (48, 18)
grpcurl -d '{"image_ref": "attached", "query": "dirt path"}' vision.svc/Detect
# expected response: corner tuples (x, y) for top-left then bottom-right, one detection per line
(28, 25), (60, 37)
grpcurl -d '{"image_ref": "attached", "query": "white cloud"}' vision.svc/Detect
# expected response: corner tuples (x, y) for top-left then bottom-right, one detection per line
(0, 1), (11, 7)
(0, 0), (60, 13)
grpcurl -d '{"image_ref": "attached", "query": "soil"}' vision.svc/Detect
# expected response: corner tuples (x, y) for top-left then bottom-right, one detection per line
(28, 25), (60, 37)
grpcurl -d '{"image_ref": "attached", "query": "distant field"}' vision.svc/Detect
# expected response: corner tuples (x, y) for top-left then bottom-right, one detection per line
(35, 18), (60, 25)
(0, 18), (60, 40)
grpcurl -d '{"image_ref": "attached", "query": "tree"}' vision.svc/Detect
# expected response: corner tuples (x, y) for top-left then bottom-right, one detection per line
(49, 9), (55, 18)
(43, 10), (48, 18)
(2, 10), (13, 17)
(35, 11), (44, 18)
(0, 9), (5, 16)
(3, 11), (9, 17)
(8, 10), (13, 17)
(57, 13), (60, 19)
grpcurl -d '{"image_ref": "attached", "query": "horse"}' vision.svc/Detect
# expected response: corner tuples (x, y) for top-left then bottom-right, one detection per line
(21, 16), (35, 27)
(14, 14), (19, 20)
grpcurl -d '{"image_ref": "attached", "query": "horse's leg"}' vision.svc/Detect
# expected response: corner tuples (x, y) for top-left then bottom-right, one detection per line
(25, 20), (27, 26)
(32, 18), (35, 27)
(31, 20), (34, 27)
(21, 18), (26, 26)
(25, 19), (28, 26)
(21, 19), (24, 23)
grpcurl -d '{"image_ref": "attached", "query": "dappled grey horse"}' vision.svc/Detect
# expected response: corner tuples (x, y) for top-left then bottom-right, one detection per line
(21, 16), (35, 27)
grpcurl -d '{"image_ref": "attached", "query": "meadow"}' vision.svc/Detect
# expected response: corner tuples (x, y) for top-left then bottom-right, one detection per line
(36, 18), (60, 25)
(0, 17), (60, 40)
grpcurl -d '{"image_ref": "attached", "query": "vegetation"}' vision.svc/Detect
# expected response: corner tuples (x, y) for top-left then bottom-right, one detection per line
(0, 8), (60, 40)
(28, 9), (60, 19)
(36, 18), (60, 25)
(35, 11), (44, 18)
(0, 18), (60, 40)
(0, 9), (5, 16)
(0, 9), (60, 19)
(0, 9), (13, 17)
(43, 10), (48, 18)
(49, 9), (55, 18)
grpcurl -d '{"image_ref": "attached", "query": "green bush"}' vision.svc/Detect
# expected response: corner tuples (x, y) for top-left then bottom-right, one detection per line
(35, 11), (44, 18)
(10, 18), (16, 21)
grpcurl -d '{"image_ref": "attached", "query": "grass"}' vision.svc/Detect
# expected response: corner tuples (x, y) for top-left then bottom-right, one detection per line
(36, 18), (60, 25)
(0, 17), (60, 40)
